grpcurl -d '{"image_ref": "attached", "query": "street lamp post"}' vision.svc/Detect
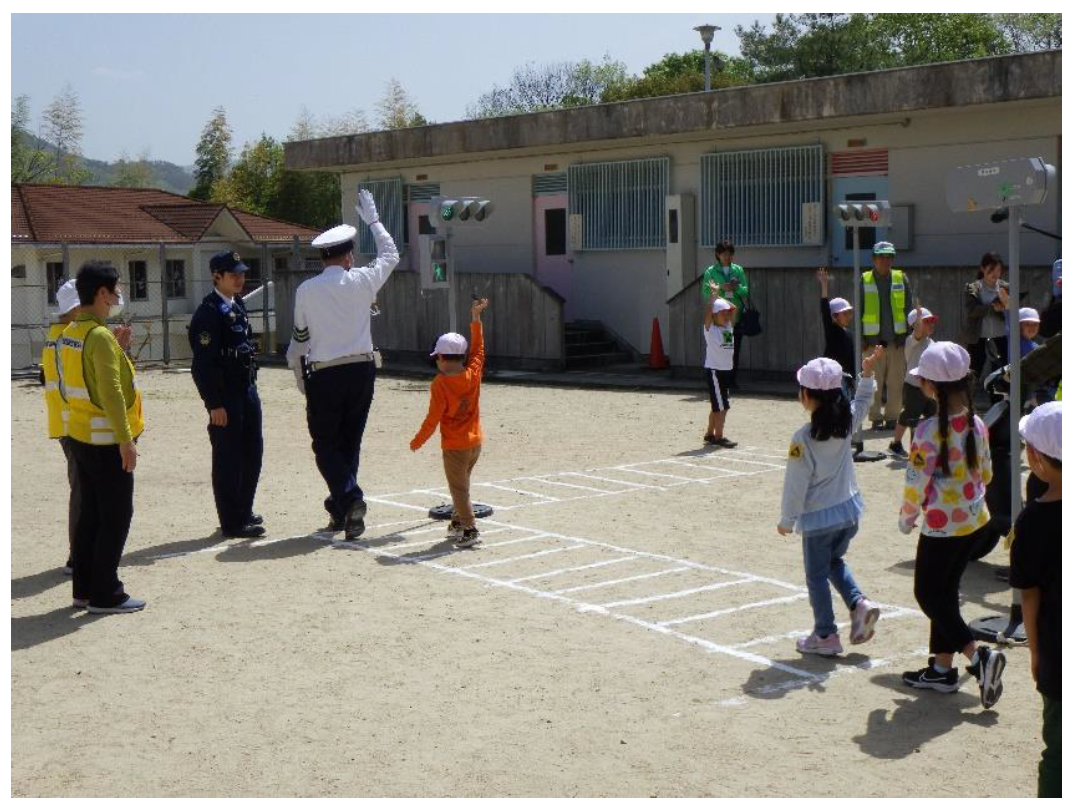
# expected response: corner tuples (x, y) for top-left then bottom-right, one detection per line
(693, 24), (720, 91)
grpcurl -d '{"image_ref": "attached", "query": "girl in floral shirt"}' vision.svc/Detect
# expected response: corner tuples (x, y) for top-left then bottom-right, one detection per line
(898, 341), (1006, 709)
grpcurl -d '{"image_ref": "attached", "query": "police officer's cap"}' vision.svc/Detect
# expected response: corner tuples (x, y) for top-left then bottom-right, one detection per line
(210, 251), (249, 274)
(312, 224), (357, 259)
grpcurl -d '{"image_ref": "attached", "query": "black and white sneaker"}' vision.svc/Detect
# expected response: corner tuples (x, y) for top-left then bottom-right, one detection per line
(446, 519), (464, 540)
(87, 596), (146, 615)
(456, 528), (481, 548)
(902, 658), (959, 693)
(968, 645), (1007, 709)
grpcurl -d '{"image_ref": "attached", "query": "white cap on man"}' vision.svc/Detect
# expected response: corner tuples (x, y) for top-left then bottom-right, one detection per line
(55, 280), (80, 315)
(1018, 307), (1041, 323)
(908, 307), (937, 327)
(1019, 400), (1061, 461)
(712, 298), (736, 314)
(312, 224), (358, 259)
(796, 357), (844, 391)
(909, 341), (971, 383)
(829, 297), (853, 315)
(431, 332), (468, 356)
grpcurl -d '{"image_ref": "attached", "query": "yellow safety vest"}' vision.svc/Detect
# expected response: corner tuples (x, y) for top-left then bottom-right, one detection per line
(862, 269), (907, 337)
(59, 319), (144, 445)
(42, 322), (68, 439)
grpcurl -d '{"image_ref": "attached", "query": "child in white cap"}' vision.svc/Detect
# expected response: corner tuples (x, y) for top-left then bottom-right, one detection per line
(1007, 401), (1061, 797)
(1017, 306), (1042, 359)
(898, 340), (1006, 708)
(410, 297), (490, 547)
(777, 346), (883, 656)
(889, 301), (938, 458)
(701, 283), (737, 448)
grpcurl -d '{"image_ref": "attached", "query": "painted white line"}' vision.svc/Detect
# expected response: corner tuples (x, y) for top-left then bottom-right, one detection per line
(599, 578), (754, 609)
(384, 526), (512, 551)
(730, 609), (921, 650)
(521, 476), (617, 494)
(611, 466), (698, 483)
(456, 544), (585, 571)
(505, 555), (636, 584)
(657, 593), (810, 627)
(479, 482), (560, 502)
(661, 458), (745, 477)
(551, 566), (691, 595)
(562, 471), (665, 490)
(411, 487), (512, 511)
(698, 453), (786, 470)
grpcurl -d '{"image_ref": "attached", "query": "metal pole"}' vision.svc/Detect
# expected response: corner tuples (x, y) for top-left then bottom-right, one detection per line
(1008, 208), (1023, 519)
(446, 224), (457, 333)
(704, 43), (711, 92)
(852, 227), (862, 383)
(159, 242), (170, 365)
(261, 242), (270, 359)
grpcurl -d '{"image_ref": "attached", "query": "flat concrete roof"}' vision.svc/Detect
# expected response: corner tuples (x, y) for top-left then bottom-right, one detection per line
(285, 51), (1061, 172)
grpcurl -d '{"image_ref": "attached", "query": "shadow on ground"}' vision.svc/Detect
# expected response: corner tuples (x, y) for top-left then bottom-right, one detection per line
(11, 606), (105, 651)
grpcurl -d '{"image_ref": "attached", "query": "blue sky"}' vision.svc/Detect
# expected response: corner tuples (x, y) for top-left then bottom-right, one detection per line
(11, 13), (775, 166)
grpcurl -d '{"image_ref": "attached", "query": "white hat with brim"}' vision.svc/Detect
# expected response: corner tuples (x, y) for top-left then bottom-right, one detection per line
(1018, 307), (1040, 323)
(796, 357), (844, 391)
(909, 341), (970, 383)
(829, 297), (853, 315)
(311, 224), (358, 249)
(55, 279), (80, 315)
(431, 332), (468, 356)
(1019, 400), (1061, 461)
(908, 308), (937, 327)
(711, 298), (736, 314)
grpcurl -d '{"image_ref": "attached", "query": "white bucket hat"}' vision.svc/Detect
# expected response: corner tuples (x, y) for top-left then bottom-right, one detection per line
(796, 357), (844, 391)
(55, 279), (80, 315)
(1019, 400), (1061, 461)
(431, 332), (468, 356)
(909, 341), (971, 383)
(908, 307), (937, 327)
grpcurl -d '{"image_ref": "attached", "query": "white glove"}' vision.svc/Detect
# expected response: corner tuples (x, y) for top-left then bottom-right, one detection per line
(355, 189), (379, 226)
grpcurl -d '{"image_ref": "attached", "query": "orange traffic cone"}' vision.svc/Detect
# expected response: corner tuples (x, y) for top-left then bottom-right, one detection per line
(649, 317), (670, 369)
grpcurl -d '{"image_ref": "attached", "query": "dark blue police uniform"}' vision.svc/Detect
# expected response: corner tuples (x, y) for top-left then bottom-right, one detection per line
(189, 251), (264, 537)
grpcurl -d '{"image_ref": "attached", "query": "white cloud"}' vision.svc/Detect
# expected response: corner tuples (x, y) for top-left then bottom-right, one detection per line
(92, 66), (145, 81)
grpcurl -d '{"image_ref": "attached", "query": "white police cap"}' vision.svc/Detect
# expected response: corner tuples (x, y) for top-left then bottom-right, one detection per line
(312, 224), (358, 250)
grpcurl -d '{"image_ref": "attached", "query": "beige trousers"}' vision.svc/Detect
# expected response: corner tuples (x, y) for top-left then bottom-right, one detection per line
(442, 445), (482, 527)
(867, 341), (908, 423)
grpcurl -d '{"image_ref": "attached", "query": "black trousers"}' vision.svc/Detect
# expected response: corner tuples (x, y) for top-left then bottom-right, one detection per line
(305, 361), (376, 521)
(208, 384), (263, 533)
(59, 437), (80, 566)
(969, 336), (1009, 381)
(68, 440), (134, 608)
(913, 530), (982, 655)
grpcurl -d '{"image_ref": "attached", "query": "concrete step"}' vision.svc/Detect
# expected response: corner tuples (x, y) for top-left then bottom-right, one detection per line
(565, 351), (633, 370)
(566, 340), (617, 357)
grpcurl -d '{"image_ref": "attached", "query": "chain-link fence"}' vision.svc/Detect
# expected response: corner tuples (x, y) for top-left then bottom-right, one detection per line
(11, 237), (320, 371)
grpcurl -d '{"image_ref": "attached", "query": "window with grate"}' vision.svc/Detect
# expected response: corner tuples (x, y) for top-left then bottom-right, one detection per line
(165, 259), (186, 298)
(129, 261), (148, 301)
(568, 157), (668, 250)
(356, 178), (404, 255)
(700, 144), (825, 247)
(46, 262), (64, 304)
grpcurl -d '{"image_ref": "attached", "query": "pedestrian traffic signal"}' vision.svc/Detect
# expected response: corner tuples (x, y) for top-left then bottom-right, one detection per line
(430, 196), (493, 228)
(835, 200), (891, 228)
(418, 234), (450, 289)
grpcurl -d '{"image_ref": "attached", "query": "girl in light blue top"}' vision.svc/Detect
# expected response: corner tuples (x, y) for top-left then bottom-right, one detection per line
(777, 347), (883, 657)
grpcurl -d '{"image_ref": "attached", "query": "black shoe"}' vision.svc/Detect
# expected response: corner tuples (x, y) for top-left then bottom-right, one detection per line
(703, 434), (718, 445)
(345, 499), (367, 540)
(902, 660), (959, 693)
(247, 513), (264, 526)
(714, 437), (738, 448)
(968, 645), (1007, 709)
(888, 440), (908, 458)
(223, 524), (266, 539)
(884, 420), (897, 430)
(870, 420), (885, 431)
(456, 527), (481, 548)
(62, 559), (73, 576)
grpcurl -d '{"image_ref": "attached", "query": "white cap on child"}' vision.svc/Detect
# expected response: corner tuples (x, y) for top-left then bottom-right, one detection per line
(796, 357), (844, 391)
(909, 340), (970, 383)
(55, 280), (80, 315)
(712, 297), (735, 314)
(908, 307), (937, 327)
(828, 297), (853, 315)
(1018, 307), (1040, 323)
(1019, 400), (1062, 461)
(431, 332), (468, 356)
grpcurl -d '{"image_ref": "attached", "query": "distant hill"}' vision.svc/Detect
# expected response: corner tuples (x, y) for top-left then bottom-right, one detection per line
(21, 133), (194, 195)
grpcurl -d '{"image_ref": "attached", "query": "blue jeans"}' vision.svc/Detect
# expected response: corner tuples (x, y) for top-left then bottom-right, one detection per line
(802, 523), (863, 637)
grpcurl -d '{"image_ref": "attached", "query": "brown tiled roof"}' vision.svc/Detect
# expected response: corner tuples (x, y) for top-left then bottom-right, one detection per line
(11, 183), (320, 244)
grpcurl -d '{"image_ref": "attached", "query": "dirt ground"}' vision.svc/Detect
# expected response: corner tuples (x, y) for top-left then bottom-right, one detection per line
(10, 367), (1039, 797)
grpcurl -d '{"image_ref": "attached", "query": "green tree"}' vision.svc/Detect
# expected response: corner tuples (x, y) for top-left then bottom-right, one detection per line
(466, 56), (629, 117)
(40, 83), (92, 184)
(875, 13), (1010, 65)
(993, 13), (1061, 51)
(375, 78), (427, 129)
(601, 49), (752, 102)
(210, 134), (282, 215)
(191, 106), (232, 200)
(11, 94), (53, 184)
(110, 149), (154, 188)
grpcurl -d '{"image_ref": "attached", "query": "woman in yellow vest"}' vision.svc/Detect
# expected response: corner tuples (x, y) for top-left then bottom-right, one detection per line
(43, 280), (81, 574)
(59, 261), (146, 614)
(859, 241), (913, 430)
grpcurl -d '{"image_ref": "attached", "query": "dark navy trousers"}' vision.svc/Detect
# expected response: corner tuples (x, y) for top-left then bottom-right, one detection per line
(208, 384), (263, 533)
(305, 361), (376, 522)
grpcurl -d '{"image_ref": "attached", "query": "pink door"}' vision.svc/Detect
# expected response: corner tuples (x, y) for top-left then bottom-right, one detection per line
(534, 194), (573, 313)
(407, 201), (432, 271)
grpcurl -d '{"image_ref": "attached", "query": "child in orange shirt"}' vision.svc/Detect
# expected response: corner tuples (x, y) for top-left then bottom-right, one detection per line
(410, 297), (489, 547)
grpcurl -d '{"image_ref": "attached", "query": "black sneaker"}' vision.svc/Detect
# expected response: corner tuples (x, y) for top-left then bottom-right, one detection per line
(703, 434), (718, 445)
(345, 499), (367, 540)
(968, 645), (1007, 709)
(456, 528), (481, 548)
(888, 440), (908, 458)
(326, 513), (344, 532)
(223, 524), (266, 539)
(715, 437), (738, 448)
(247, 513), (264, 526)
(902, 659), (959, 693)
(870, 420), (885, 432)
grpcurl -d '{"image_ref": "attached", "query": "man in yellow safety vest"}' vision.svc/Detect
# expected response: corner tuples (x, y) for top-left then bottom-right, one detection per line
(859, 241), (913, 430)
(59, 261), (146, 614)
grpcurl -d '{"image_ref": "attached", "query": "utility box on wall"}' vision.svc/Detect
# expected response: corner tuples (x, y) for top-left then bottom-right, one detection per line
(665, 193), (696, 298)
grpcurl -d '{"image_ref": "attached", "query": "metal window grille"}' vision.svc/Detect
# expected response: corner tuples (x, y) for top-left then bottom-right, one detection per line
(405, 182), (441, 202)
(357, 177), (404, 255)
(532, 172), (568, 196)
(700, 144), (825, 247)
(568, 157), (668, 250)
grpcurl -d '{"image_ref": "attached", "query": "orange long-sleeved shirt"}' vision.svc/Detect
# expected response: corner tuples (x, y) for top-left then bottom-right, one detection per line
(410, 320), (485, 451)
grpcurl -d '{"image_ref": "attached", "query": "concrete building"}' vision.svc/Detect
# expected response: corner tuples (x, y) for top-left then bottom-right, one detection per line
(284, 51), (1061, 374)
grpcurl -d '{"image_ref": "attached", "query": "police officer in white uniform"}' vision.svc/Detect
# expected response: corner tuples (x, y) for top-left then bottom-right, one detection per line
(287, 189), (399, 538)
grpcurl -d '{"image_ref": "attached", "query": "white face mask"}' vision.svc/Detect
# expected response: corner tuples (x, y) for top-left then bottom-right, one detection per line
(109, 291), (125, 319)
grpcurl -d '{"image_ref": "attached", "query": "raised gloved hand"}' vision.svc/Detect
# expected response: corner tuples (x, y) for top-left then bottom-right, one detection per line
(355, 189), (379, 226)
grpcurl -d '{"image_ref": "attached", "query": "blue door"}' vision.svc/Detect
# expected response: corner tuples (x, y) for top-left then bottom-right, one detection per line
(830, 176), (891, 268)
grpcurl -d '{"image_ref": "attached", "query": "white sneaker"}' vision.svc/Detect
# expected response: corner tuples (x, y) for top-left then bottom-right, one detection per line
(796, 632), (843, 656)
(455, 528), (481, 548)
(850, 598), (881, 645)
(87, 596), (146, 614)
(445, 520), (463, 540)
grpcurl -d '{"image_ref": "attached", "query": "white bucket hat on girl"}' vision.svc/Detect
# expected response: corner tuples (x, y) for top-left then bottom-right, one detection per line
(828, 297), (853, 315)
(796, 357), (844, 391)
(55, 279), (80, 315)
(1019, 400), (1061, 461)
(711, 297), (736, 314)
(908, 307), (936, 327)
(431, 332), (468, 356)
(909, 340), (970, 383)
(1018, 307), (1040, 323)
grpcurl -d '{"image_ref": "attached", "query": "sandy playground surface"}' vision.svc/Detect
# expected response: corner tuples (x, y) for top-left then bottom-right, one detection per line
(10, 368), (1039, 797)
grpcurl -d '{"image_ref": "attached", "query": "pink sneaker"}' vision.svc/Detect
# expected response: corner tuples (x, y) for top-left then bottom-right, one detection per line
(796, 632), (843, 656)
(850, 598), (881, 645)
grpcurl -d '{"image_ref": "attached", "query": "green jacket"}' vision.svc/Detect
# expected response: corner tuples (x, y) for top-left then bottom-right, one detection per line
(700, 263), (749, 323)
